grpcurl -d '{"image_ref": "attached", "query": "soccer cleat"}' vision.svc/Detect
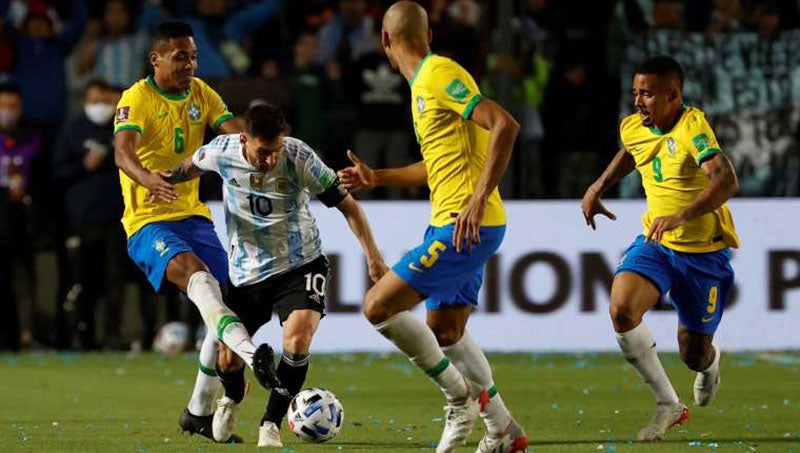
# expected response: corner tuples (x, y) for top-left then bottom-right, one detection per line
(253, 343), (281, 390)
(436, 394), (481, 453)
(475, 420), (529, 453)
(212, 396), (241, 442)
(179, 408), (243, 443)
(258, 421), (283, 448)
(694, 346), (721, 406)
(637, 403), (689, 441)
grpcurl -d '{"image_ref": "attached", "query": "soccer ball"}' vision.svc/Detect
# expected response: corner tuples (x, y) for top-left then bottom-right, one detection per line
(287, 388), (344, 443)
(152, 321), (189, 354)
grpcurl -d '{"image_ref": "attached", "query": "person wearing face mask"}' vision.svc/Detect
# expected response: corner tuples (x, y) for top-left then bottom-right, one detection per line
(0, 83), (40, 351)
(53, 80), (126, 350)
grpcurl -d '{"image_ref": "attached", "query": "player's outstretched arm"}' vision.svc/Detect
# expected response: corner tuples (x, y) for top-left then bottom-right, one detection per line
(337, 150), (427, 192)
(114, 129), (178, 203)
(162, 157), (205, 184)
(335, 193), (389, 282)
(581, 148), (636, 230)
(452, 98), (520, 252)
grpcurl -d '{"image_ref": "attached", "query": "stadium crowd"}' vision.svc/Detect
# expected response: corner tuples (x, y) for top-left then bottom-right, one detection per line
(1, 0), (799, 352)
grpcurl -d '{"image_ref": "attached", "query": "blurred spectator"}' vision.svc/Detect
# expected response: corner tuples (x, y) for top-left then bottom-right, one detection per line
(652, 0), (685, 30)
(315, 0), (378, 81)
(286, 31), (334, 150)
(352, 25), (413, 199)
(143, 0), (281, 79)
(0, 83), (40, 349)
(428, 0), (484, 77)
(53, 80), (125, 350)
(755, 2), (781, 38)
(76, 0), (149, 89)
(481, 0), (552, 197)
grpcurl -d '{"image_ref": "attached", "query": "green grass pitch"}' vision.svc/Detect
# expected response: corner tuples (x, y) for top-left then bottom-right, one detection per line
(1, 352), (799, 452)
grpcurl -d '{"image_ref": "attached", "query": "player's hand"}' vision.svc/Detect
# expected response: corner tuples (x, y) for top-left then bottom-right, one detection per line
(83, 150), (104, 171)
(367, 258), (390, 283)
(646, 214), (685, 243)
(143, 170), (178, 203)
(337, 150), (376, 192)
(453, 194), (486, 253)
(581, 189), (616, 230)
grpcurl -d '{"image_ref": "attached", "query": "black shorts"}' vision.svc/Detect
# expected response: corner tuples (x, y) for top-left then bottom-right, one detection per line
(227, 256), (330, 334)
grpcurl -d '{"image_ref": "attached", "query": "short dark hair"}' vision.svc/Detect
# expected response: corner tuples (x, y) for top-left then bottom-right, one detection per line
(152, 21), (193, 49)
(84, 79), (112, 96)
(244, 103), (287, 140)
(0, 82), (21, 97)
(635, 56), (684, 89)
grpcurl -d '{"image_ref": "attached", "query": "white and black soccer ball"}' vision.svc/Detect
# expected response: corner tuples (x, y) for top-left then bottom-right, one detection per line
(152, 321), (189, 354)
(287, 388), (344, 443)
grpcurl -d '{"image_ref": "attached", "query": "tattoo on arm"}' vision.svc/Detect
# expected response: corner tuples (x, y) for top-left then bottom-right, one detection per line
(164, 159), (201, 184)
(680, 154), (739, 221)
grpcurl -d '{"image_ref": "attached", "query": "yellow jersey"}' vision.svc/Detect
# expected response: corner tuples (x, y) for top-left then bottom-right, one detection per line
(620, 105), (740, 252)
(114, 76), (234, 237)
(410, 53), (506, 227)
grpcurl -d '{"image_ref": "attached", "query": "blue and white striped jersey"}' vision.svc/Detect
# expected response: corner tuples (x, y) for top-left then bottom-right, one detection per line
(193, 134), (339, 286)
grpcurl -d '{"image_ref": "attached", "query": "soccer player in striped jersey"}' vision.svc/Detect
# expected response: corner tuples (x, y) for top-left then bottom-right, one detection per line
(338, 2), (528, 452)
(164, 103), (388, 445)
(582, 56), (740, 441)
(113, 21), (278, 443)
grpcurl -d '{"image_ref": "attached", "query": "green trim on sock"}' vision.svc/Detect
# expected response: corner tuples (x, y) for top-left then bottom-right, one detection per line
(216, 315), (242, 340)
(199, 362), (217, 377)
(425, 357), (451, 377)
(487, 386), (498, 398)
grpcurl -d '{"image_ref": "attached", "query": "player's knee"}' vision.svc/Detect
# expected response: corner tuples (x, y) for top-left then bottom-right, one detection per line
(363, 288), (390, 325)
(609, 302), (641, 332)
(283, 330), (313, 354)
(431, 325), (463, 347)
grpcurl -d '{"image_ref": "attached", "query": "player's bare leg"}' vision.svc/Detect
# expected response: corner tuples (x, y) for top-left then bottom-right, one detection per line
(611, 272), (688, 441)
(431, 308), (529, 452)
(678, 326), (720, 406)
(166, 252), (278, 389)
(180, 332), (246, 443)
(259, 309), (321, 448)
(211, 343), (248, 442)
(364, 271), (479, 453)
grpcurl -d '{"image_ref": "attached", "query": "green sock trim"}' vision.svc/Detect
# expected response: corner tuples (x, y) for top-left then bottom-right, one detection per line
(425, 357), (450, 378)
(217, 315), (242, 340)
(487, 386), (498, 398)
(199, 362), (217, 377)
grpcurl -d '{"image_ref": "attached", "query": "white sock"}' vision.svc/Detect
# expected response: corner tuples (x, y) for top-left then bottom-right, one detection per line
(701, 344), (720, 375)
(375, 311), (468, 401)
(186, 271), (255, 367)
(187, 332), (221, 416)
(616, 322), (680, 405)
(442, 331), (512, 435)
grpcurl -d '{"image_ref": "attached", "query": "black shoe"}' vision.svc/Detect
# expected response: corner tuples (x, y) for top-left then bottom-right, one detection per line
(179, 408), (243, 443)
(253, 343), (281, 389)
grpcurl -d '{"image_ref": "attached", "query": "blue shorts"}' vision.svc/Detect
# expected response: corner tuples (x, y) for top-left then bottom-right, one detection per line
(393, 225), (505, 311)
(616, 235), (734, 334)
(127, 216), (228, 293)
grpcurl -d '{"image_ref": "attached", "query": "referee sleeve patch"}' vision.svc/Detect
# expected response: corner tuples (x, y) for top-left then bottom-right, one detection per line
(317, 176), (349, 207)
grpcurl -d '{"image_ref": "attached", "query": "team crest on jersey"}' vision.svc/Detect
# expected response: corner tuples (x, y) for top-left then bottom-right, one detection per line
(416, 95), (425, 114)
(275, 178), (291, 194)
(666, 137), (676, 155)
(188, 103), (201, 121)
(153, 238), (169, 257)
(250, 173), (266, 191)
(116, 106), (130, 123)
